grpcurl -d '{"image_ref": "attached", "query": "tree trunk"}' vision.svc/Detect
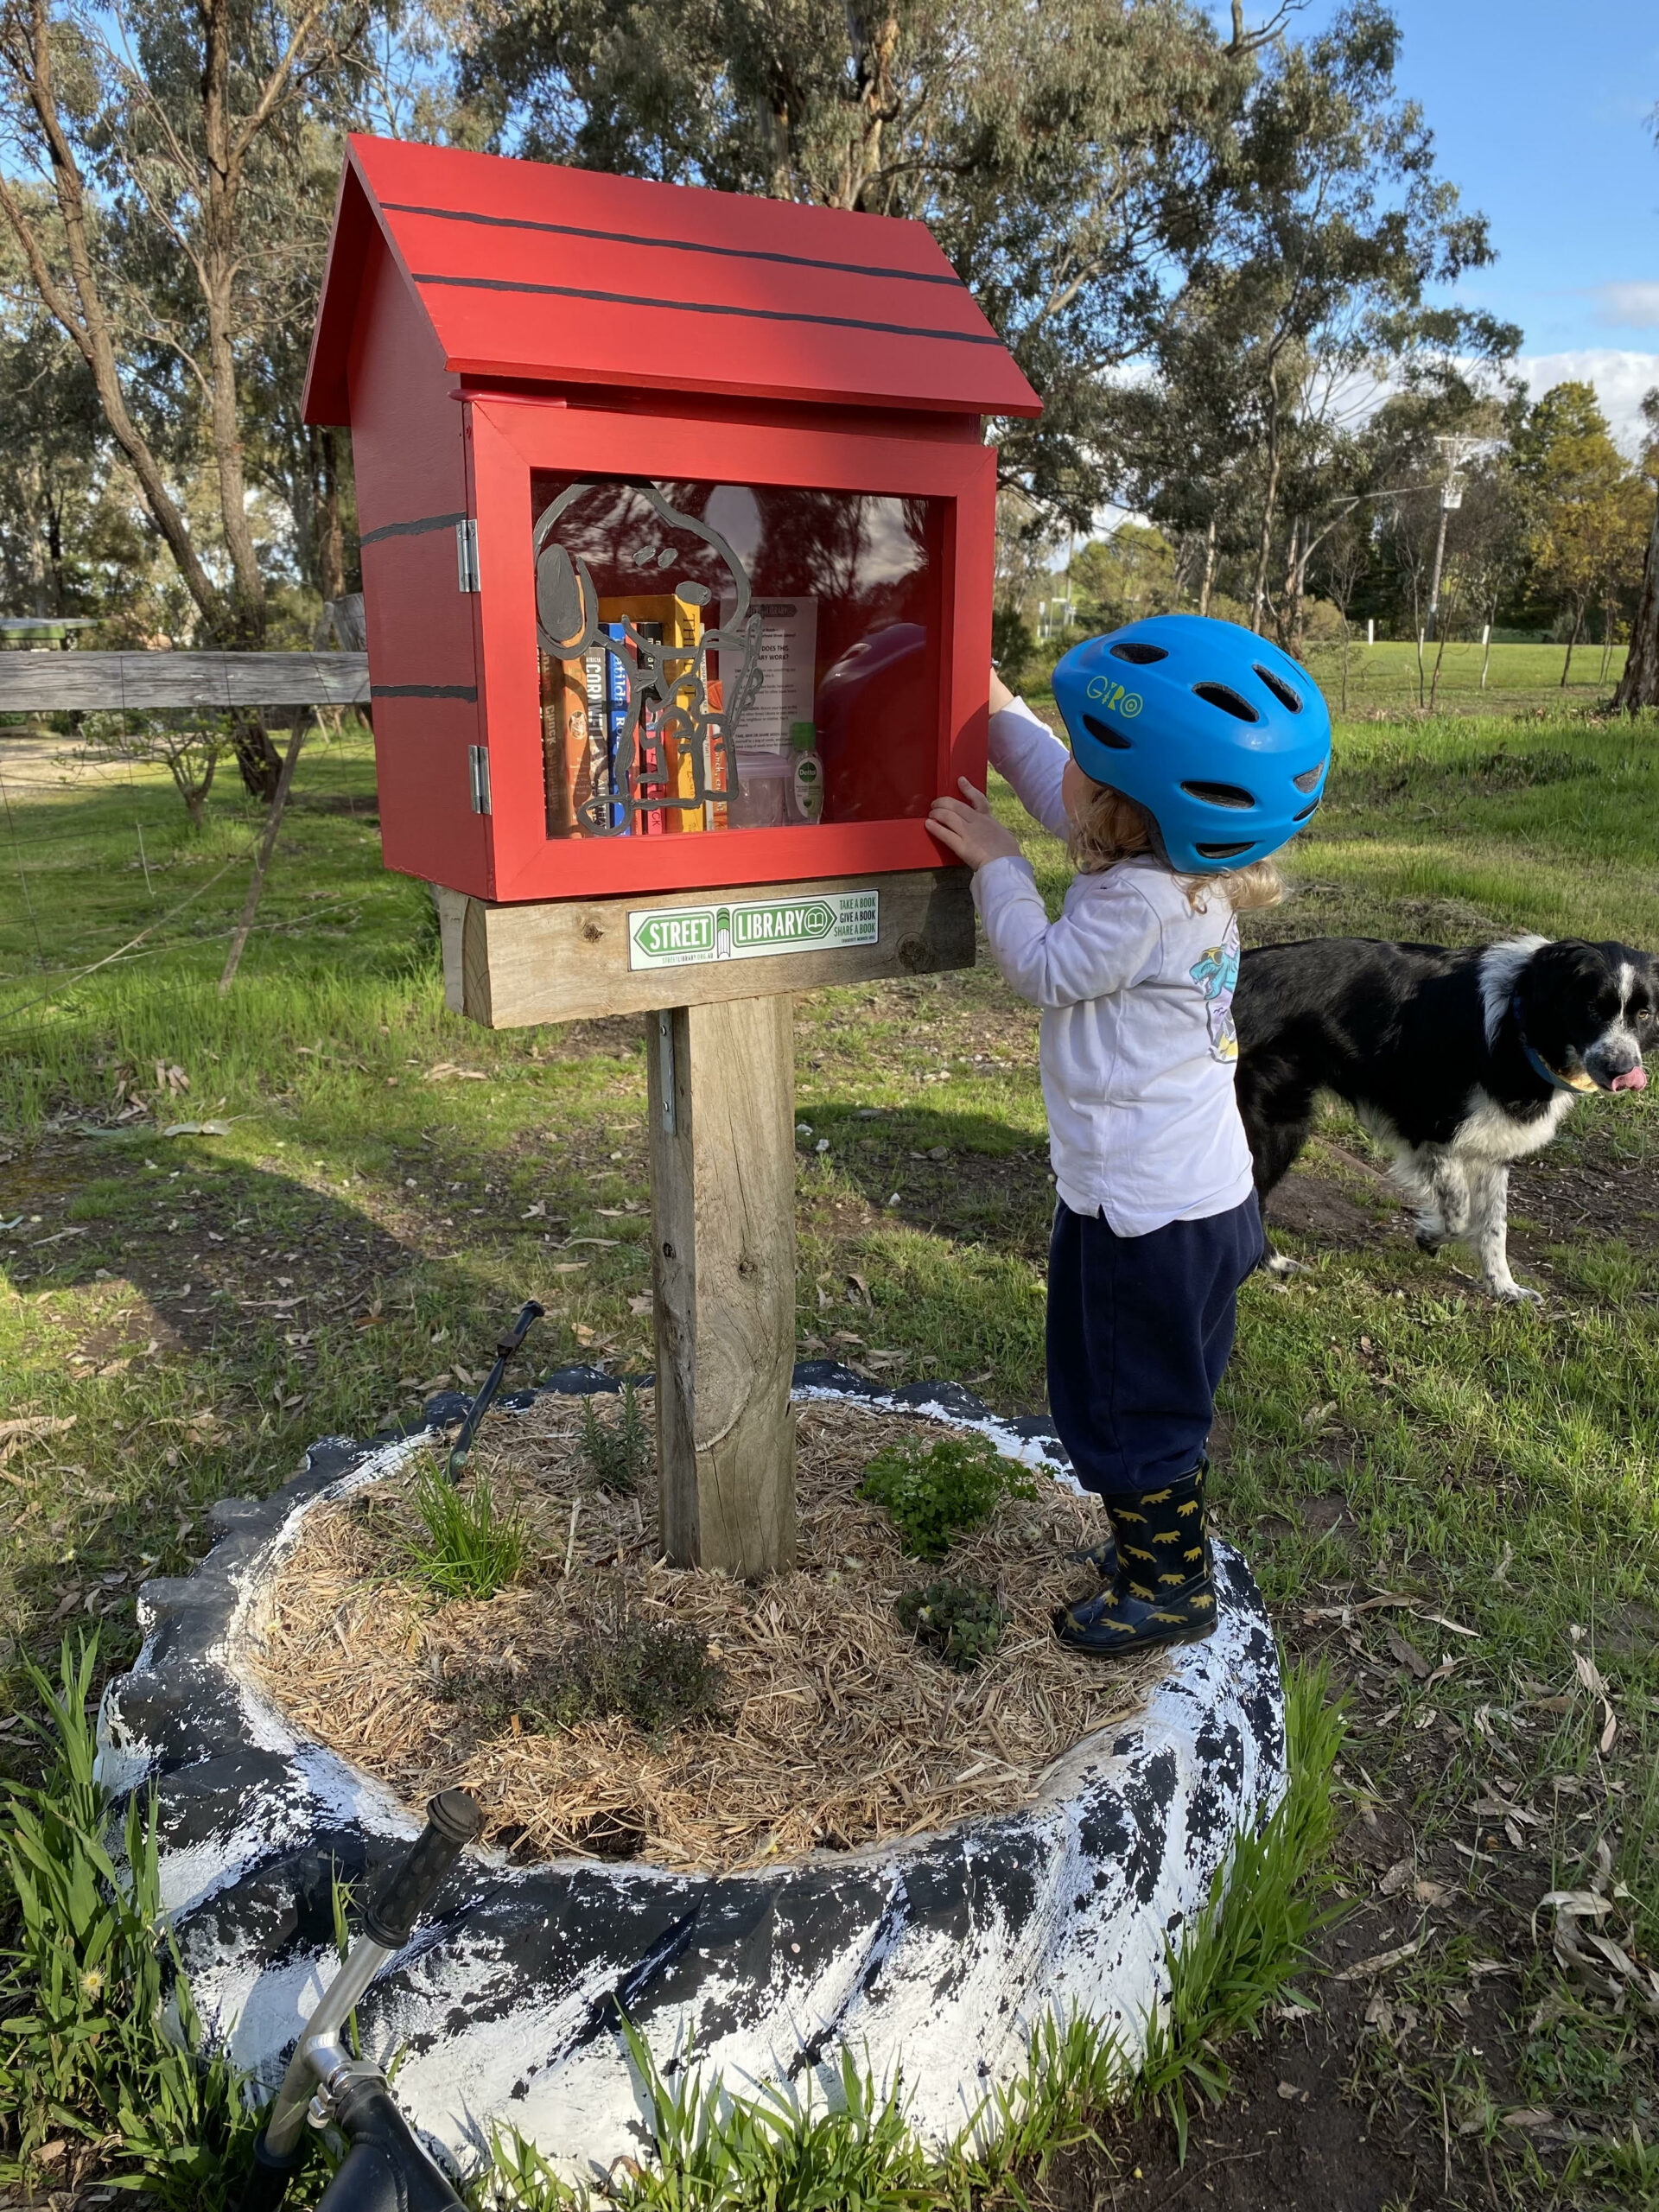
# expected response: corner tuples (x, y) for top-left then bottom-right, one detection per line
(1249, 371), (1282, 635)
(315, 427), (346, 605)
(843, 10), (899, 212)
(1198, 512), (1217, 619)
(1560, 601), (1584, 688)
(199, 0), (265, 653)
(764, 92), (791, 197)
(0, 8), (226, 636)
(1613, 497), (1659, 711)
(45, 489), (66, 615)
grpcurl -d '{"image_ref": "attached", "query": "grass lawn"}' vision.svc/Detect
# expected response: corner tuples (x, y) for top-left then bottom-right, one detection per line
(1246, 637), (1625, 723)
(2, 704), (1657, 2209)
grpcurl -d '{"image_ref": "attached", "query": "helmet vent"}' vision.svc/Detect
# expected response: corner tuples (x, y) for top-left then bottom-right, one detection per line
(1194, 840), (1255, 861)
(1109, 640), (1168, 664)
(1181, 780), (1255, 810)
(1292, 764), (1325, 792)
(1192, 683), (1260, 723)
(1253, 664), (1303, 713)
(1293, 798), (1321, 822)
(1081, 712), (1134, 751)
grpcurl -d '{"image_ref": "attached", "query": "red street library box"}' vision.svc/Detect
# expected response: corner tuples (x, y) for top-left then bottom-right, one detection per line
(302, 137), (1039, 904)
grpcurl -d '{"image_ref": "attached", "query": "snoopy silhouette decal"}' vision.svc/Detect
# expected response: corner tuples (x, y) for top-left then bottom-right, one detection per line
(533, 482), (766, 837)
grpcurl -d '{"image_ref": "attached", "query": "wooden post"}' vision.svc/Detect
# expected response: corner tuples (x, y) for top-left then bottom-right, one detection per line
(646, 994), (798, 1577)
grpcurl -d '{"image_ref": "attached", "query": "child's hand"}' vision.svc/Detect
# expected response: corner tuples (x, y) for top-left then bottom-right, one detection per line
(988, 667), (1014, 714)
(928, 779), (1024, 868)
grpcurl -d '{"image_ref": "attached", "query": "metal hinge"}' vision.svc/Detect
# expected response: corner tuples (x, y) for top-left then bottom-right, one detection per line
(467, 745), (492, 815)
(455, 518), (480, 593)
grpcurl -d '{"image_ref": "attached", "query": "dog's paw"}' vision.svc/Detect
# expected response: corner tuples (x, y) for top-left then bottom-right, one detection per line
(1414, 1229), (1445, 1255)
(1491, 1281), (1543, 1306)
(1264, 1252), (1303, 1278)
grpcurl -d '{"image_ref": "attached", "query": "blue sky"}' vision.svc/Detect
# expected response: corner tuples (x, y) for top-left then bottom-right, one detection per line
(1294, 0), (1659, 445)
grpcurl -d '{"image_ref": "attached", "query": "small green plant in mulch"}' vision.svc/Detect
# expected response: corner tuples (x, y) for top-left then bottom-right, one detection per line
(896, 1579), (1007, 1671)
(858, 1431), (1037, 1559)
(578, 1382), (652, 1493)
(442, 1618), (722, 1738)
(402, 1464), (524, 1601)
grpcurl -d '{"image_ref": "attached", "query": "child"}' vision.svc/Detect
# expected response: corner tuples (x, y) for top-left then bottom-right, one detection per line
(927, 615), (1332, 1656)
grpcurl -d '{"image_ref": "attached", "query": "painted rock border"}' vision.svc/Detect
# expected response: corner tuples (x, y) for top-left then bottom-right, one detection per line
(97, 1366), (1286, 2178)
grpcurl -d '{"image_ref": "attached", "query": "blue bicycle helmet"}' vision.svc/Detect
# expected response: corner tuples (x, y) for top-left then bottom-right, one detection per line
(1051, 613), (1332, 873)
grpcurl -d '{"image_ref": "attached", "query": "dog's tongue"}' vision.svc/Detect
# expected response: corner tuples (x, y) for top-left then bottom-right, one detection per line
(1611, 1065), (1649, 1092)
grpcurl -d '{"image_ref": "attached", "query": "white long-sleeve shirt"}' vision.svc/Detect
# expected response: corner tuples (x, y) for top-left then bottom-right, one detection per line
(973, 696), (1255, 1236)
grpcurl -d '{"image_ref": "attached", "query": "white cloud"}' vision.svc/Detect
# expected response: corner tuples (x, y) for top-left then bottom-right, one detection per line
(1515, 350), (1659, 452)
(1597, 282), (1659, 329)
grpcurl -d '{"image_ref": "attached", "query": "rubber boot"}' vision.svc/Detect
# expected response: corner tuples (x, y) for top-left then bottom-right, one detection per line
(1055, 1462), (1215, 1656)
(1069, 1459), (1208, 1581)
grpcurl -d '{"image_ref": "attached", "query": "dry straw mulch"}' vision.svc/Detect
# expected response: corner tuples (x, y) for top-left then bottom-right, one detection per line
(248, 1392), (1168, 1875)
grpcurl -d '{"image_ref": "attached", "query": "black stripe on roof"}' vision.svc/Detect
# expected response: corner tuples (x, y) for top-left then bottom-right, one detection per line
(411, 270), (1003, 347)
(359, 511), (467, 546)
(372, 683), (479, 701)
(384, 200), (961, 289)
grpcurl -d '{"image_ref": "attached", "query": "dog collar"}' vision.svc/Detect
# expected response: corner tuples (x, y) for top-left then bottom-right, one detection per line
(1510, 992), (1596, 1094)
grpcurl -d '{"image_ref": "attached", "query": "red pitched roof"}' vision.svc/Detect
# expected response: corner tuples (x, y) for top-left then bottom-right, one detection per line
(304, 137), (1039, 425)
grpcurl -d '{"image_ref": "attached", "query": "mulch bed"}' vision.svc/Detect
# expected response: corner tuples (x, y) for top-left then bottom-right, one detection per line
(249, 1392), (1167, 1874)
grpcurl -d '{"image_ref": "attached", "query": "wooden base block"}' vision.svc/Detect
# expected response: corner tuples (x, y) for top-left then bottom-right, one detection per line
(646, 995), (798, 1576)
(439, 868), (974, 1027)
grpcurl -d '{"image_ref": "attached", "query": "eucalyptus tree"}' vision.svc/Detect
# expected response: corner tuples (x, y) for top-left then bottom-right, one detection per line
(1172, 3), (1516, 634)
(1514, 385), (1653, 686)
(0, 0), (373, 791)
(460, 0), (1288, 534)
(1613, 389), (1659, 715)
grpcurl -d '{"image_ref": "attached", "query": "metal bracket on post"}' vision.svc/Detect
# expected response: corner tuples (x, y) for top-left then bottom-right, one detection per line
(657, 1009), (677, 1136)
(455, 518), (480, 593)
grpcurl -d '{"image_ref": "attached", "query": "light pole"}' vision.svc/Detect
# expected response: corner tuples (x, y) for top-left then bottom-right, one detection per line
(1426, 434), (1478, 643)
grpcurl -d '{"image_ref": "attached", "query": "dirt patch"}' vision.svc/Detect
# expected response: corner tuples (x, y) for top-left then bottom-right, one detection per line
(1049, 1979), (1416, 2210)
(250, 1394), (1165, 1873)
(1510, 1129), (1659, 1257)
(1242, 885), (1498, 950)
(1262, 1164), (1390, 1259)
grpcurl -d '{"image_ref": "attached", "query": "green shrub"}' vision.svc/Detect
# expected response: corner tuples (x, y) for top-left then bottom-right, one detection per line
(579, 1382), (652, 1494)
(403, 1463), (524, 1600)
(444, 1618), (722, 1738)
(0, 1635), (257, 2208)
(858, 1432), (1036, 1558)
(896, 1580), (1007, 1670)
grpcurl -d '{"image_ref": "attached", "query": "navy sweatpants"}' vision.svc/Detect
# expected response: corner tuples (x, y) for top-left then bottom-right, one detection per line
(1046, 1195), (1263, 1498)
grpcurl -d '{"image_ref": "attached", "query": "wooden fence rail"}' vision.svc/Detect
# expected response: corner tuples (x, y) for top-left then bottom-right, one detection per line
(0, 651), (370, 713)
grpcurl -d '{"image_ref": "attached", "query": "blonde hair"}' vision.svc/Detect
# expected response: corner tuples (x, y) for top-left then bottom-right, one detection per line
(1067, 779), (1285, 913)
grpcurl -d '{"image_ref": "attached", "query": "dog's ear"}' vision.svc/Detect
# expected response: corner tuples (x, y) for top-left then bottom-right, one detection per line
(1518, 938), (1604, 1001)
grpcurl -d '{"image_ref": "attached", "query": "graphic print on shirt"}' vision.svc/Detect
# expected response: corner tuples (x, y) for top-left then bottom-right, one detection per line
(1189, 926), (1241, 1064)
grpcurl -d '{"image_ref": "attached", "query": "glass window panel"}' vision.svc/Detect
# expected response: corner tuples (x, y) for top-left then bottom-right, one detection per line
(531, 474), (944, 839)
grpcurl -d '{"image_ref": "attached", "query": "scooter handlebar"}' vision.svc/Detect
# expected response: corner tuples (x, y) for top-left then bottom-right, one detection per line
(360, 1789), (481, 1952)
(313, 2077), (465, 2212)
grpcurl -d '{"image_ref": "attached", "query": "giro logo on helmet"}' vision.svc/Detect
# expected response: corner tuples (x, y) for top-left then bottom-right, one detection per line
(1084, 677), (1142, 717)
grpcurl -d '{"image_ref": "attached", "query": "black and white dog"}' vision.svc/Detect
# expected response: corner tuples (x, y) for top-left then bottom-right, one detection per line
(1234, 935), (1657, 1301)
